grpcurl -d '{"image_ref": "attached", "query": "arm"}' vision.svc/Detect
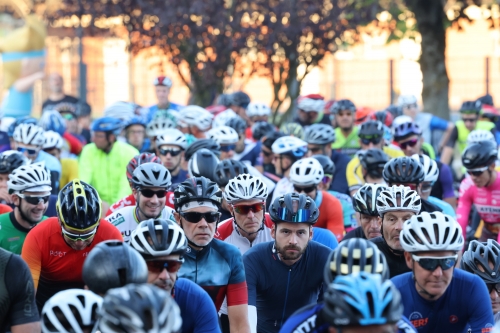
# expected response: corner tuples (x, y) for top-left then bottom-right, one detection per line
(21, 234), (42, 290)
(243, 254), (258, 333)
(440, 126), (458, 165)
(193, 286), (221, 333)
(11, 322), (41, 333)
(78, 145), (93, 184)
(468, 276), (495, 333)
(227, 251), (250, 333)
(438, 163), (457, 208)
(346, 158), (362, 197)
(13, 71), (44, 92)
(456, 178), (474, 239)
(62, 132), (83, 155)
(325, 195), (345, 241)
(228, 303), (250, 333)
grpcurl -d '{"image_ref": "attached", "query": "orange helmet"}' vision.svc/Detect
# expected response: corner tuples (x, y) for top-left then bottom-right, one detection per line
(355, 107), (375, 125)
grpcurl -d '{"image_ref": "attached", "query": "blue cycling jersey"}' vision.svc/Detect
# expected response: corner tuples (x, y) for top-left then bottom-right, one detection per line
(311, 228), (338, 250)
(174, 278), (221, 333)
(427, 196), (456, 218)
(171, 169), (189, 187)
(330, 151), (350, 195)
(235, 141), (262, 166)
(392, 269), (494, 333)
(429, 115), (449, 131)
(244, 241), (331, 333)
(147, 102), (183, 122)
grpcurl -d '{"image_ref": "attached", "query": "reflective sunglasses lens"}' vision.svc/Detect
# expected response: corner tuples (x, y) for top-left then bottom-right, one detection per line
(181, 212), (219, 223)
(17, 147), (37, 155)
(146, 260), (183, 273)
(400, 139), (418, 149)
(233, 204), (264, 215)
(293, 185), (315, 193)
(419, 257), (456, 271)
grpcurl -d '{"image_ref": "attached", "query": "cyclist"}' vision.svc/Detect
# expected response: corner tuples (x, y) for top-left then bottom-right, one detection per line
(0, 163), (51, 254)
(0, 150), (30, 204)
(173, 177), (250, 332)
(251, 121), (275, 142)
(294, 94), (330, 127)
(359, 148), (389, 184)
(184, 138), (221, 162)
(261, 132), (284, 181)
(106, 163), (174, 242)
(42, 130), (78, 190)
(130, 218), (220, 333)
(458, 140), (500, 241)
(156, 128), (188, 185)
(124, 116), (150, 152)
(246, 103), (271, 140)
(213, 159), (249, 221)
(214, 91), (251, 128)
(243, 192), (331, 333)
(38, 110), (83, 157)
(21, 179), (122, 310)
(188, 148), (220, 179)
(330, 99), (360, 157)
(178, 105), (214, 140)
(344, 183), (387, 240)
(395, 211), (494, 332)
(146, 116), (176, 152)
(79, 117), (139, 207)
(97, 283), (183, 333)
(289, 157), (344, 241)
(0, 247), (39, 332)
(41, 289), (102, 333)
(208, 125), (240, 160)
(372, 185), (421, 278)
(146, 75), (183, 122)
(228, 116), (262, 166)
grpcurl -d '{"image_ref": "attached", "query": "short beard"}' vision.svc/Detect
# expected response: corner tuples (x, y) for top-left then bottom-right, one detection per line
(275, 242), (307, 261)
(19, 202), (43, 225)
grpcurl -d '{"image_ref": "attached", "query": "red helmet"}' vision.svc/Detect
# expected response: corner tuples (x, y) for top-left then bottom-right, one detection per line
(370, 110), (394, 127)
(126, 153), (162, 187)
(153, 76), (172, 87)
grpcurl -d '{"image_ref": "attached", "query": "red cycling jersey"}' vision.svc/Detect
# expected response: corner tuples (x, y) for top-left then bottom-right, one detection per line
(106, 191), (175, 216)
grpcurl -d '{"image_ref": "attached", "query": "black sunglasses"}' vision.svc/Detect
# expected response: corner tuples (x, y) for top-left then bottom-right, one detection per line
(412, 255), (457, 271)
(140, 189), (166, 198)
(487, 283), (500, 294)
(17, 194), (50, 205)
(180, 211), (221, 223)
(399, 138), (418, 150)
(293, 185), (316, 193)
(159, 148), (182, 157)
(221, 144), (236, 152)
(360, 137), (382, 145)
(262, 150), (273, 157)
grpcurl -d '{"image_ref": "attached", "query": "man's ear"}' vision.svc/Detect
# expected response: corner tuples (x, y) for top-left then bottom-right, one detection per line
(271, 223), (277, 240)
(309, 226), (313, 240)
(404, 251), (413, 270)
(174, 212), (181, 224)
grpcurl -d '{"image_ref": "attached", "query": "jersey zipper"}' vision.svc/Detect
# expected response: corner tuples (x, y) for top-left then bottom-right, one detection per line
(279, 268), (292, 327)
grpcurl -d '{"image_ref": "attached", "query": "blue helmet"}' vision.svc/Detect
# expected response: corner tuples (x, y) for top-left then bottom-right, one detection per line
(322, 272), (403, 327)
(91, 117), (123, 135)
(124, 116), (147, 129)
(8, 117), (38, 138)
(38, 110), (66, 136)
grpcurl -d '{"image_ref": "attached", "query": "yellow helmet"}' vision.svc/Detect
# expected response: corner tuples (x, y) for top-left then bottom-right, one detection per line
(56, 179), (101, 230)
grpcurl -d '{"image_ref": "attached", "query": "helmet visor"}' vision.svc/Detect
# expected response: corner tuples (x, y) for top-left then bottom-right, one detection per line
(276, 207), (312, 223)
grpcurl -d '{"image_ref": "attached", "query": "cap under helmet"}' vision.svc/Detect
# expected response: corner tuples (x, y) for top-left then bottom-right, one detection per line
(269, 192), (319, 224)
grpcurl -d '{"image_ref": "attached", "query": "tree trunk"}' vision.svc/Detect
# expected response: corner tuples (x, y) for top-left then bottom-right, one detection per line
(407, 0), (450, 120)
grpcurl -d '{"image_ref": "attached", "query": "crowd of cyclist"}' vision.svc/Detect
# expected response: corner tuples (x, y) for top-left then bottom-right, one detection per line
(3, 73), (500, 332)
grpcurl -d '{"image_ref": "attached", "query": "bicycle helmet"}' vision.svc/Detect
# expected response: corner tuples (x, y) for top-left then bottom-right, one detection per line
(297, 95), (325, 113)
(226, 116), (247, 135)
(271, 136), (308, 157)
(38, 110), (66, 136)
(184, 139), (221, 160)
(359, 149), (389, 175)
(91, 117), (123, 135)
(13, 123), (45, 146)
(76, 102), (92, 117)
(42, 130), (64, 150)
(289, 157), (324, 186)
(132, 163), (172, 189)
(177, 105), (213, 131)
(462, 141), (498, 169)
(217, 93), (232, 107)
(400, 211), (464, 252)
(311, 155), (336, 175)
(461, 239), (500, 283)
(8, 162), (51, 194)
(324, 238), (389, 284)
(386, 105), (402, 119)
(0, 150), (30, 174)
(229, 91), (251, 108)
(353, 183), (387, 216)
(213, 160), (249, 187)
(323, 273), (403, 327)
(188, 148), (219, 179)
(392, 115), (413, 128)
(460, 100), (482, 114)
(8, 117), (38, 138)
(304, 124), (335, 145)
(383, 156), (425, 185)
(131, 218), (188, 258)
(262, 131), (285, 150)
(174, 176), (222, 211)
(393, 121), (422, 140)
(126, 153), (162, 187)
(153, 76), (173, 87)
(146, 117), (176, 137)
(467, 129), (496, 145)
(355, 107), (374, 124)
(358, 120), (384, 137)
(155, 129), (187, 150)
(82, 241), (148, 295)
(98, 284), (182, 333)
(376, 185), (421, 215)
(411, 154), (439, 183)
(246, 102), (271, 118)
(56, 179), (101, 230)
(252, 121), (276, 141)
(330, 99), (356, 114)
(280, 122), (304, 139)
(103, 101), (136, 121)
(207, 126), (239, 145)
(41, 289), (102, 333)
(397, 94), (418, 107)
(125, 116), (147, 130)
(224, 173), (268, 204)
(370, 110), (393, 127)
(269, 192), (319, 224)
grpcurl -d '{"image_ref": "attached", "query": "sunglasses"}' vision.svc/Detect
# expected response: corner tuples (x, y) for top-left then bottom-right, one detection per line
(404, 103), (418, 109)
(221, 144), (236, 152)
(233, 203), (264, 215)
(62, 113), (75, 120)
(146, 259), (184, 274)
(180, 211), (221, 223)
(398, 138), (419, 150)
(293, 185), (316, 193)
(360, 137), (382, 145)
(487, 283), (500, 294)
(17, 193), (50, 205)
(412, 254), (457, 271)
(17, 147), (38, 155)
(322, 175), (333, 184)
(140, 189), (166, 198)
(467, 166), (489, 177)
(420, 182), (433, 193)
(62, 226), (97, 241)
(462, 117), (478, 123)
(159, 148), (182, 157)
(309, 146), (323, 154)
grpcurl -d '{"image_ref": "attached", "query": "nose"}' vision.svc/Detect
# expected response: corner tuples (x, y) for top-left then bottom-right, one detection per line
(432, 266), (443, 277)
(149, 194), (159, 203)
(197, 217), (208, 227)
(247, 209), (255, 218)
(395, 219), (404, 231)
(288, 233), (299, 245)
(158, 268), (170, 280)
(370, 218), (379, 228)
(491, 289), (499, 300)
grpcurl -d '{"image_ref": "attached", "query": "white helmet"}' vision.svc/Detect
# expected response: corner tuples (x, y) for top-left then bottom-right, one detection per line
(289, 158), (324, 186)
(271, 136), (308, 155)
(297, 96), (325, 113)
(130, 218), (188, 257)
(103, 101), (136, 121)
(177, 105), (213, 131)
(392, 115), (413, 129)
(212, 111), (237, 128)
(411, 154), (439, 183)
(41, 289), (102, 333)
(43, 131), (64, 150)
(13, 123), (45, 146)
(8, 162), (52, 193)
(246, 102), (271, 118)
(146, 117), (176, 137)
(467, 129), (496, 145)
(397, 94), (418, 108)
(224, 173), (268, 203)
(400, 211), (464, 253)
(376, 185), (421, 215)
(155, 129), (187, 150)
(207, 126), (239, 145)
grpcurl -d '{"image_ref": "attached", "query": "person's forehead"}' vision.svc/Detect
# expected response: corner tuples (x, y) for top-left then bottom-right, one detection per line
(159, 144), (181, 150)
(386, 211), (415, 218)
(23, 191), (50, 196)
(415, 250), (455, 257)
(277, 222), (309, 230)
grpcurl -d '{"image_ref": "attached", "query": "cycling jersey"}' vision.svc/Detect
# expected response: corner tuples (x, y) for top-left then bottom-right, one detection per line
(244, 241), (331, 333)
(174, 278), (221, 333)
(59, 158), (79, 190)
(415, 112), (449, 152)
(271, 177), (293, 204)
(331, 127), (360, 157)
(79, 141), (139, 204)
(234, 140), (262, 166)
(328, 191), (357, 229)
(329, 151), (350, 195)
(430, 161), (455, 200)
(171, 169), (189, 186)
(146, 102), (183, 123)
(314, 191), (344, 241)
(371, 236), (410, 278)
(106, 192), (176, 216)
(342, 226), (367, 240)
(427, 196), (455, 218)
(178, 239), (248, 312)
(392, 269), (495, 333)
(0, 212), (48, 254)
(447, 120), (496, 153)
(35, 150), (62, 193)
(21, 217), (122, 310)
(105, 205), (175, 242)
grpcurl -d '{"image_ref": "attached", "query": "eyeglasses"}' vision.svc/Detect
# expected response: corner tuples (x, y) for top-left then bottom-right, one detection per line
(487, 283), (500, 294)
(360, 137), (382, 145)
(412, 254), (458, 271)
(159, 148), (182, 157)
(233, 203), (264, 215)
(462, 117), (478, 123)
(62, 226), (97, 241)
(293, 185), (316, 193)
(140, 189), (166, 198)
(404, 103), (418, 109)
(180, 211), (221, 223)
(421, 182), (433, 193)
(467, 166), (489, 177)
(322, 175), (333, 184)
(221, 144), (236, 152)
(398, 138), (419, 150)
(146, 259), (184, 274)
(16, 193), (50, 205)
(17, 147), (38, 156)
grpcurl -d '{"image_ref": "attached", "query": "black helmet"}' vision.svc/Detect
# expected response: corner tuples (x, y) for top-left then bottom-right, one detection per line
(213, 159), (249, 187)
(353, 183), (387, 216)
(252, 122), (275, 141)
(385, 105), (402, 119)
(358, 120), (384, 137)
(304, 124), (336, 145)
(262, 131), (284, 149)
(461, 239), (500, 283)
(460, 100), (482, 114)
(311, 155), (336, 175)
(217, 93), (232, 107)
(230, 91), (251, 108)
(184, 139), (221, 161)
(82, 241), (148, 295)
(188, 148), (219, 180)
(382, 156), (425, 185)
(0, 151), (30, 174)
(324, 238), (389, 284)
(360, 148), (389, 178)
(226, 116), (247, 135)
(477, 94), (494, 107)
(269, 193), (319, 224)
(56, 179), (101, 230)
(331, 99), (356, 114)
(462, 141), (498, 169)
(174, 176), (222, 211)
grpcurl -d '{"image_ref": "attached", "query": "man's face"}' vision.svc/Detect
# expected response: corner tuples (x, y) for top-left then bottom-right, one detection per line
(45, 148), (61, 160)
(235, 134), (246, 154)
(229, 199), (264, 235)
(402, 103), (418, 119)
(175, 206), (219, 248)
(61, 223), (97, 251)
(49, 73), (63, 93)
(359, 214), (381, 239)
(13, 142), (39, 161)
(298, 110), (318, 125)
(261, 146), (274, 165)
(462, 114), (478, 131)
(396, 135), (422, 156)
(220, 144), (236, 160)
(157, 144), (183, 172)
(306, 144), (326, 157)
(467, 163), (494, 188)
(126, 125), (145, 148)
(13, 191), (50, 224)
(331, 324), (398, 333)
(382, 211), (415, 251)
(155, 86), (171, 106)
(92, 131), (111, 151)
(0, 173), (9, 190)
(335, 109), (355, 130)
(134, 187), (166, 219)
(271, 222), (312, 261)
(272, 155), (293, 176)
(61, 112), (78, 133)
(146, 254), (183, 294)
(359, 136), (383, 151)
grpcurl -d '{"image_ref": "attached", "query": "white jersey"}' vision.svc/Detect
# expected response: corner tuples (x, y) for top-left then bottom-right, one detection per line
(105, 205), (175, 242)
(271, 177), (293, 204)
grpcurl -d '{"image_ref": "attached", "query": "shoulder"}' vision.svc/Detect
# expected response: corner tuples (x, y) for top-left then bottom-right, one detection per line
(390, 272), (413, 287)
(307, 240), (333, 255)
(347, 156), (360, 168)
(452, 268), (483, 285)
(244, 242), (272, 258)
(211, 239), (242, 258)
(383, 146), (404, 158)
(215, 218), (235, 240)
(114, 141), (139, 155)
(0, 212), (11, 224)
(96, 219), (123, 238)
(320, 191), (341, 205)
(105, 206), (132, 223)
(28, 217), (59, 237)
(80, 143), (98, 153)
(370, 236), (384, 246)
(459, 176), (474, 192)
(61, 158), (78, 168)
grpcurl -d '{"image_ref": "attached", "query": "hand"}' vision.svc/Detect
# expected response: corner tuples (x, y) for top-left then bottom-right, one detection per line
(0, 189), (13, 204)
